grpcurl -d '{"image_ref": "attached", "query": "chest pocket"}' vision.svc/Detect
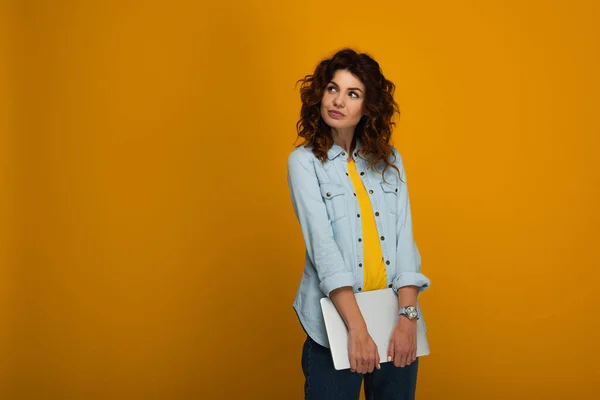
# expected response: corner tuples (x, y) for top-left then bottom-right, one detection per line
(319, 183), (347, 222)
(380, 181), (398, 215)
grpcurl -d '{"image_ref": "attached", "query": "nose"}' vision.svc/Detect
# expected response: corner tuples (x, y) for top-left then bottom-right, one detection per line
(332, 92), (344, 108)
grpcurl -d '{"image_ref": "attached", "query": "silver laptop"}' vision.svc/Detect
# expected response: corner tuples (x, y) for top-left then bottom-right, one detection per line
(320, 288), (430, 370)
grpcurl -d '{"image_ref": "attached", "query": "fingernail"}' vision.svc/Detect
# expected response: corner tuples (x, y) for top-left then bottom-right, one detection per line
(387, 356), (392, 362)
(377, 363), (381, 369)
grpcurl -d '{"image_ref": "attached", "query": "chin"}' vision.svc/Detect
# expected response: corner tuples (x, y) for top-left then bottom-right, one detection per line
(322, 116), (351, 130)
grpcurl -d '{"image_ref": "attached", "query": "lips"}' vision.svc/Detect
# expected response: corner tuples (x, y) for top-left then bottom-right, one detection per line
(328, 110), (344, 118)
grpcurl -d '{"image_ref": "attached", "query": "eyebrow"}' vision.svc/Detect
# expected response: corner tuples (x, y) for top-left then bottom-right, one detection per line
(329, 80), (364, 93)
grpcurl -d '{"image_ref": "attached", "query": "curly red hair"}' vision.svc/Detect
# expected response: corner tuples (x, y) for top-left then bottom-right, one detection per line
(295, 48), (400, 178)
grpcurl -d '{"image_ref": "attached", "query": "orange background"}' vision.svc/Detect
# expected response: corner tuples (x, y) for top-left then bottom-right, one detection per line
(2, 0), (600, 399)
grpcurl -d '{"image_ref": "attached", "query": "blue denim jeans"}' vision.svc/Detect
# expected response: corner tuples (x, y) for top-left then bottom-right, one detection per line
(302, 336), (419, 400)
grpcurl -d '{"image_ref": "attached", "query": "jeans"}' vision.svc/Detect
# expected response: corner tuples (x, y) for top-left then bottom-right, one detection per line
(302, 336), (419, 400)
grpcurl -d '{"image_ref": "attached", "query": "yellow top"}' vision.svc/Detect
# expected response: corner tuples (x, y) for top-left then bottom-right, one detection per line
(347, 159), (388, 291)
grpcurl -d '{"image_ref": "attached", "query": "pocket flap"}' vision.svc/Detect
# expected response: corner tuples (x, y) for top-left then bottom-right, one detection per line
(380, 181), (399, 194)
(319, 183), (346, 199)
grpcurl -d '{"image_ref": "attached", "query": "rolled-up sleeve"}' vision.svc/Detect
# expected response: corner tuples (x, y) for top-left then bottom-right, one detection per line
(391, 148), (431, 293)
(287, 149), (355, 296)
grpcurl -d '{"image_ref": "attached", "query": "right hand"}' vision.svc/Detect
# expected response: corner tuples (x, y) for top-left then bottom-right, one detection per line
(348, 328), (380, 374)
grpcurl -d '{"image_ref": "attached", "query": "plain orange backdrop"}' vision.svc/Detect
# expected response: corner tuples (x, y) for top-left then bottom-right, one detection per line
(1, 0), (600, 399)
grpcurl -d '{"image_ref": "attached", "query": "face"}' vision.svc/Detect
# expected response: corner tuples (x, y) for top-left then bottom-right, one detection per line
(320, 69), (365, 133)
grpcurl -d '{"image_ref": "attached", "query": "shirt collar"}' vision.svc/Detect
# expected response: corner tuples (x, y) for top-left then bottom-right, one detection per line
(327, 138), (365, 161)
(327, 144), (345, 160)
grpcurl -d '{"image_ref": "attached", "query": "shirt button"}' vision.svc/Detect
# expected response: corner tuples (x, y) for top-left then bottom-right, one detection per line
(342, 152), (346, 156)
(375, 212), (380, 216)
(346, 172), (349, 176)
(386, 260), (391, 265)
(358, 238), (362, 242)
(354, 153), (357, 157)
(360, 172), (365, 176)
(357, 214), (360, 218)
(326, 192), (331, 197)
(395, 188), (398, 192)
(358, 287), (362, 292)
(369, 190), (374, 194)
(359, 263), (363, 267)
(380, 236), (385, 241)
(353, 193), (357, 196)
(388, 284), (393, 288)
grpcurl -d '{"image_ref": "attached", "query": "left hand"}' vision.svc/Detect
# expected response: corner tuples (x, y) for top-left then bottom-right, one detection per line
(387, 316), (417, 368)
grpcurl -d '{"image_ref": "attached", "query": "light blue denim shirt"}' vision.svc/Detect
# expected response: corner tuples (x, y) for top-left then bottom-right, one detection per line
(287, 141), (430, 348)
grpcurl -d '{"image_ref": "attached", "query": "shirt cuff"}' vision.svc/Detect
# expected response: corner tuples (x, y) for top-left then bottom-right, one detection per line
(319, 272), (356, 297)
(392, 272), (430, 293)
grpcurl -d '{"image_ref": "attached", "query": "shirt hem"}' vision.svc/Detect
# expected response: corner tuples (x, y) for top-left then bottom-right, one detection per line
(292, 303), (330, 349)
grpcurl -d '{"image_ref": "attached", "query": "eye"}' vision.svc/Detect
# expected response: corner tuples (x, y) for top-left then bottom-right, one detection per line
(327, 85), (337, 93)
(349, 91), (360, 99)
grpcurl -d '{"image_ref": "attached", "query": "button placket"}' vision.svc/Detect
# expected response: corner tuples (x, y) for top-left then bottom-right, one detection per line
(362, 170), (391, 273)
(334, 157), (364, 291)
(357, 161), (372, 293)
(353, 173), (364, 281)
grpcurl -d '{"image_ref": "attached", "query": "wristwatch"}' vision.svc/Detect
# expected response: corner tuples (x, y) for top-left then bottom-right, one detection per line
(399, 306), (420, 321)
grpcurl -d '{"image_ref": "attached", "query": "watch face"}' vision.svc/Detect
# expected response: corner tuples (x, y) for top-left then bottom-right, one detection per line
(406, 307), (418, 319)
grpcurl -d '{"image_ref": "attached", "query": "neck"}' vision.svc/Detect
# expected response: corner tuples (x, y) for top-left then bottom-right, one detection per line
(331, 127), (355, 154)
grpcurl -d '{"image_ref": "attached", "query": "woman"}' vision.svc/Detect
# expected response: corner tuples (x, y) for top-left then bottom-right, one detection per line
(287, 48), (431, 400)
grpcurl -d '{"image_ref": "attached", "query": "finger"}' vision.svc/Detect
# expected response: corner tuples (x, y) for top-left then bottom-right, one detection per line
(368, 354), (375, 373)
(409, 338), (417, 364)
(393, 344), (402, 368)
(361, 358), (368, 375)
(397, 348), (406, 368)
(350, 355), (357, 373)
(376, 349), (381, 370)
(387, 338), (394, 363)
(406, 348), (412, 366)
